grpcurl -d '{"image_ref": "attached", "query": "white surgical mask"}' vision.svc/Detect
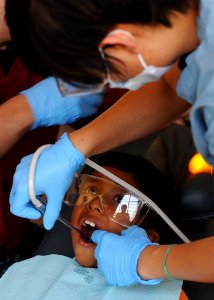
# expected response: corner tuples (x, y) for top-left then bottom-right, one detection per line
(100, 29), (173, 91)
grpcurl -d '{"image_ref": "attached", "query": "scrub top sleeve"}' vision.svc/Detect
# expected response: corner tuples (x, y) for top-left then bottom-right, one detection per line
(177, 0), (214, 165)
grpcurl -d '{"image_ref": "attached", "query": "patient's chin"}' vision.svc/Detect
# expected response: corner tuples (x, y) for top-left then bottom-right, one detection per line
(76, 258), (97, 268)
(75, 251), (97, 268)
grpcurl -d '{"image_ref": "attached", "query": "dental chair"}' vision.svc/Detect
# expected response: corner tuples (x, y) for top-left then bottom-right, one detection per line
(36, 123), (214, 300)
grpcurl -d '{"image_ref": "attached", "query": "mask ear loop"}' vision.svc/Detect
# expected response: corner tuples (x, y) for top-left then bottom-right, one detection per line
(107, 29), (149, 71)
(137, 53), (148, 69)
(107, 29), (135, 39)
(98, 47), (112, 84)
(99, 29), (136, 85)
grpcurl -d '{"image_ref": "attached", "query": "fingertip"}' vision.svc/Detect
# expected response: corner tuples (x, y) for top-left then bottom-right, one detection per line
(43, 211), (58, 230)
(91, 230), (99, 243)
(43, 194), (62, 228)
(91, 229), (106, 244)
(43, 218), (54, 230)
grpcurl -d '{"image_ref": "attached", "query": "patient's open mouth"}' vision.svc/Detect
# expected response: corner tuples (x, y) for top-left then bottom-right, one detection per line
(81, 220), (97, 243)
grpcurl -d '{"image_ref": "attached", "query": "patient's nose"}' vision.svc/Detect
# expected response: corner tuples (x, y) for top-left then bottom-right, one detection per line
(87, 196), (103, 214)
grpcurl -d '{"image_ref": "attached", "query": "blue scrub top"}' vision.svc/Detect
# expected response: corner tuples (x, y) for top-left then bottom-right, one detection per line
(177, 0), (214, 165)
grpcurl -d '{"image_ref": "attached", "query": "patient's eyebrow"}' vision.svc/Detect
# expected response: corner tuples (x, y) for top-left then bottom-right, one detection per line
(84, 176), (127, 193)
(84, 178), (99, 184)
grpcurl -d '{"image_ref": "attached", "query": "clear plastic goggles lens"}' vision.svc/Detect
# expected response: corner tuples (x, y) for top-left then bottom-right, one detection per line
(65, 174), (150, 228)
(56, 78), (105, 97)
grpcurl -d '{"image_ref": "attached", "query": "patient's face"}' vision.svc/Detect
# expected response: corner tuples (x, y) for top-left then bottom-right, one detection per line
(70, 166), (140, 267)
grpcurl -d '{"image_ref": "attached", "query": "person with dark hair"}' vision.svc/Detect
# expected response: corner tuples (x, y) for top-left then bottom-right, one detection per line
(0, 0), (103, 257)
(27, 0), (198, 85)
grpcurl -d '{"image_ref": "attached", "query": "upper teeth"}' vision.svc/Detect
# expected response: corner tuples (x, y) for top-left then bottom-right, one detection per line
(84, 220), (96, 227)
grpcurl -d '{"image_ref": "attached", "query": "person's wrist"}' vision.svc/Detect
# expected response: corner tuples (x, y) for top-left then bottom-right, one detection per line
(60, 133), (86, 166)
(20, 77), (57, 129)
(20, 91), (46, 129)
(137, 244), (160, 281)
(68, 129), (95, 157)
(16, 95), (35, 130)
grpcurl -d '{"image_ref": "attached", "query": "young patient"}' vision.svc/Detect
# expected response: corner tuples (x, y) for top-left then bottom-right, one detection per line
(0, 151), (186, 299)
(69, 151), (187, 300)
(70, 152), (169, 268)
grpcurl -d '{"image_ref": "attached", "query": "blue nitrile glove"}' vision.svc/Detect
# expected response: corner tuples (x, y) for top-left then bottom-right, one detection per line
(9, 133), (85, 229)
(92, 225), (162, 286)
(20, 77), (103, 130)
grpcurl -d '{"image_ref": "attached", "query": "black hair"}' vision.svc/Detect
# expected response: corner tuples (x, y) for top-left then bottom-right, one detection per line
(5, 0), (50, 76)
(94, 151), (178, 234)
(29, 0), (198, 84)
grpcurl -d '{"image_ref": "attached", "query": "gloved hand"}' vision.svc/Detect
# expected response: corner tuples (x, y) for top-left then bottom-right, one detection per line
(20, 77), (103, 129)
(92, 225), (162, 286)
(10, 133), (85, 229)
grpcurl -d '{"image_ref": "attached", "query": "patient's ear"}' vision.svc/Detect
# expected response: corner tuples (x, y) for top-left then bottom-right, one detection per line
(146, 229), (160, 243)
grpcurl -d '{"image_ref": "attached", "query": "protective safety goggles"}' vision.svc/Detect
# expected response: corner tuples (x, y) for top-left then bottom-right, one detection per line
(56, 78), (105, 97)
(65, 174), (151, 228)
(29, 143), (190, 243)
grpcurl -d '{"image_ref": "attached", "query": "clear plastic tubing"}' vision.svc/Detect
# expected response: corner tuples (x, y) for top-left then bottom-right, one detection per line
(28, 145), (190, 243)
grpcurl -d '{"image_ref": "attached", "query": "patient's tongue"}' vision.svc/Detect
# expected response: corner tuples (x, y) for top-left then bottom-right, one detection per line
(81, 224), (96, 242)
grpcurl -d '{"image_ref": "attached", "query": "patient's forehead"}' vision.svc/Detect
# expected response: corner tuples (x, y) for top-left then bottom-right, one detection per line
(91, 165), (140, 189)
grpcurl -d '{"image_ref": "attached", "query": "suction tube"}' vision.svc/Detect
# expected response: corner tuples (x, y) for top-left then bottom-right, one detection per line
(28, 144), (190, 243)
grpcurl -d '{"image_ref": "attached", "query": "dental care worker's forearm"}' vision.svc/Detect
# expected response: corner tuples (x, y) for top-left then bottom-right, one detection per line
(138, 237), (214, 283)
(0, 95), (34, 157)
(69, 67), (191, 157)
